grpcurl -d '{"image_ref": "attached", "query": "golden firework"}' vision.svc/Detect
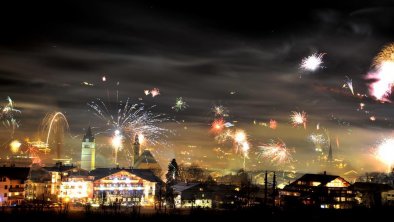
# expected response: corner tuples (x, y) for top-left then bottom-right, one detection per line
(373, 43), (394, 67)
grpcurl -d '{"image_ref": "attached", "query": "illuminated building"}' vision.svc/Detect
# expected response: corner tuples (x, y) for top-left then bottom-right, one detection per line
(279, 172), (354, 209)
(81, 127), (95, 171)
(58, 175), (93, 203)
(0, 167), (30, 206)
(172, 183), (212, 208)
(89, 168), (162, 206)
(25, 166), (52, 202)
(43, 162), (79, 200)
(382, 189), (394, 206)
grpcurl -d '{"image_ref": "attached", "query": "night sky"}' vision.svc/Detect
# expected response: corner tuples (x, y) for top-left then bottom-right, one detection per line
(1, 1), (394, 172)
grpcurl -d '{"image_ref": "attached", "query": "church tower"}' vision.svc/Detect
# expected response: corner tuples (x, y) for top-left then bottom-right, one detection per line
(133, 135), (140, 166)
(81, 127), (95, 171)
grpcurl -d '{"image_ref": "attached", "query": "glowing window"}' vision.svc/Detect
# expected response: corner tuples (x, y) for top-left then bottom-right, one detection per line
(312, 182), (321, 186)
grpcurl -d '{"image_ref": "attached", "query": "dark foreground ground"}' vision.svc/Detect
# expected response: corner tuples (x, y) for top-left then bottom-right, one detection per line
(1, 206), (393, 222)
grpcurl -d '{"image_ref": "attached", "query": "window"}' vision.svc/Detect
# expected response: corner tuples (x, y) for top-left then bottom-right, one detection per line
(16, 185), (19, 188)
(9, 185), (12, 189)
(4, 185), (7, 189)
(4, 193), (7, 197)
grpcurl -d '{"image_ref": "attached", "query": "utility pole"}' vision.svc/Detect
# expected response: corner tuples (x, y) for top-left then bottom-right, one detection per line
(264, 171), (268, 205)
(272, 172), (276, 206)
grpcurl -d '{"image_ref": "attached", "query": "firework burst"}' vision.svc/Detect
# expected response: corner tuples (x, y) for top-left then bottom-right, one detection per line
(211, 118), (225, 134)
(374, 138), (394, 172)
(88, 97), (171, 147)
(366, 61), (394, 102)
(373, 43), (394, 67)
(212, 105), (228, 117)
(290, 111), (307, 129)
(269, 119), (277, 129)
(308, 133), (328, 153)
(0, 97), (21, 135)
(258, 139), (293, 165)
(300, 53), (325, 71)
(172, 97), (188, 111)
(150, 88), (160, 97)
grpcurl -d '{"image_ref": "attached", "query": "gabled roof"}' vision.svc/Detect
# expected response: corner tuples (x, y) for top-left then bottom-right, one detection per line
(0, 167), (30, 181)
(134, 150), (160, 166)
(89, 168), (162, 183)
(295, 173), (339, 184)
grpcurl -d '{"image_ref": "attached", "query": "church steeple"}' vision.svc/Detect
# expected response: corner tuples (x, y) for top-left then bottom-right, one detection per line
(83, 126), (95, 142)
(81, 126), (96, 171)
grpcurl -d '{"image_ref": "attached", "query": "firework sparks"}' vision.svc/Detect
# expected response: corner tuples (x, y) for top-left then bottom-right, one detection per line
(234, 130), (246, 144)
(269, 119), (277, 129)
(308, 133), (328, 153)
(211, 118), (225, 134)
(102, 76), (107, 82)
(258, 139), (293, 165)
(375, 138), (394, 172)
(88, 97), (171, 148)
(360, 103), (365, 110)
(150, 88), (160, 97)
(172, 97), (188, 111)
(370, 116), (376, 121)
(300, 53), (325, 71)
(366, 61), (394, 102)
(10, 140), (21, 154)
(344, 76), (354, 95)
(373, 43), (394, 67)
(214, 129), (233, 144)
(290, 111), (307, 129)
(212, 105), (228, 117)
(0, 97), (21, 135)
(144, 90), (150, 96)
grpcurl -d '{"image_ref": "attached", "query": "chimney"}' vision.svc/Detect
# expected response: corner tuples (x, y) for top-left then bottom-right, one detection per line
(323, 171), (326, 175)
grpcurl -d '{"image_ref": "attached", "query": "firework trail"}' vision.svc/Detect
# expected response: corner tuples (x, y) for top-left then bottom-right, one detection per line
(300, 53), (325, 71)
(343, 76), (354, 95)
(258, 139), (293, 165)
(290, 111), (307, 129)
(172, 97), (188, 111)
(0, 96), (21, 135)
